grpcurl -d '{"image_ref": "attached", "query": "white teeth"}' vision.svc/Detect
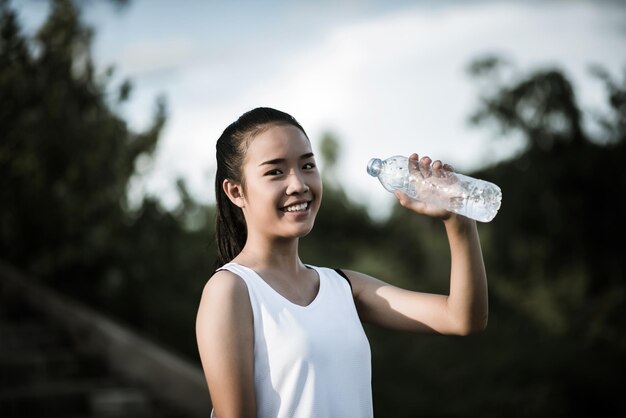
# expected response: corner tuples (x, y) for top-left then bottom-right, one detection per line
(284, 202), (308, 212)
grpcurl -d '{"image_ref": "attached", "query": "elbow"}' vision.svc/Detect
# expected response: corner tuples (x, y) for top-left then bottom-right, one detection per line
(468, 317), (488, 335)
(455, 314), (488, 336)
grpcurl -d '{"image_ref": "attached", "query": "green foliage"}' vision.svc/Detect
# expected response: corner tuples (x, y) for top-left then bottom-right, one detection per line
(0, 0), (211, 357)
(318, 131), (340, 174)
(470, 57), (625, 338)
(1, 0), (163, 281)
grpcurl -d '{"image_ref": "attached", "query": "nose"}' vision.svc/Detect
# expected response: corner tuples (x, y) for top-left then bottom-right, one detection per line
(286, 171), (309, 195)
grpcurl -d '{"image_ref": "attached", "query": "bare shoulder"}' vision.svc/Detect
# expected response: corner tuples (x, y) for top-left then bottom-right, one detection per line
(201, 269), (249, 300)
(196, 269), (251, 325)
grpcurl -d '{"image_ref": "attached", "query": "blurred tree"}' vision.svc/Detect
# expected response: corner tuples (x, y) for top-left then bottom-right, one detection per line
(468, 57), (625, 339)
(319, 131), (340, 179)
(0, 0), (216, 358)
(0, 0), (164, 284)
(460, 56), (626, 416)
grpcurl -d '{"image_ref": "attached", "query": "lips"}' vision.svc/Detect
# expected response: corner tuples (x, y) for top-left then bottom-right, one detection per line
(280, 201), (310, 212)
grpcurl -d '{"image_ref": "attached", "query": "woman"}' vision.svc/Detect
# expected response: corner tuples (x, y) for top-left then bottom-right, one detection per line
(196, 107), (488, 417)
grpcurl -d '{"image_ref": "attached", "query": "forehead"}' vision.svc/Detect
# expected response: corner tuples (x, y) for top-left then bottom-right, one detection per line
(245, 124), (311, 163)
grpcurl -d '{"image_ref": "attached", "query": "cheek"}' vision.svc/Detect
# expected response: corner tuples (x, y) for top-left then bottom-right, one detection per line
(310, 176), (323, 208)
(311, 174), (323, 195)
(244, 181), (281, 210)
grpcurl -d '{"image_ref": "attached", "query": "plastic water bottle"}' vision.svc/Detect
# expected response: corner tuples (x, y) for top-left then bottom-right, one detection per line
(367, 155), (502, 222)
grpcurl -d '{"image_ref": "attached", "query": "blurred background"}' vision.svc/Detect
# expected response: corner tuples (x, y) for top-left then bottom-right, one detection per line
(1, 0), (625, 417)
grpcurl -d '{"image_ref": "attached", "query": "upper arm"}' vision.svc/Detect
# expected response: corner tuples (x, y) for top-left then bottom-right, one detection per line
(345, 269), (463, 335)
(196, 270), (256, 417)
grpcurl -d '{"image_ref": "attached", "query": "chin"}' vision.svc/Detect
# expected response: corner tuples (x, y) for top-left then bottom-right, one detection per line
(285, 223), (316, 239)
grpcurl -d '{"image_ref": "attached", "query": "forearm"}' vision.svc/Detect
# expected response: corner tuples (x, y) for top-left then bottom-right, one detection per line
(443, 214), (488, 334)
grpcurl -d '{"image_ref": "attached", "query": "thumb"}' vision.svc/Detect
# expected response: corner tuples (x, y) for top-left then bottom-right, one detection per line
(394, 191), (412, 207)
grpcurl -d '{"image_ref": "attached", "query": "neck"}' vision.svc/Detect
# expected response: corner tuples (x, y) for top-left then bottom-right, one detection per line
(236, 233), (304, 274)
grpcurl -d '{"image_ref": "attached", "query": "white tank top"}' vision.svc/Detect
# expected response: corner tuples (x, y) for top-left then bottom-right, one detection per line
(218, 262), (373, 418)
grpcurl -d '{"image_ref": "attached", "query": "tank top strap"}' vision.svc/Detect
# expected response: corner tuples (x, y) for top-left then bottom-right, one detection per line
(217, 262), (253, 282)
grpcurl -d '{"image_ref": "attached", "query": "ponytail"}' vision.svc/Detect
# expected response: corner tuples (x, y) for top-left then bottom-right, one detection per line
(213, 107), (307, 268)
(214, 142), (247, 267)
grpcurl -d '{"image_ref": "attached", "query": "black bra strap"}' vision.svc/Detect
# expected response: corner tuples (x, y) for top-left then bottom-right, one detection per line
(333, 268), (353, 291)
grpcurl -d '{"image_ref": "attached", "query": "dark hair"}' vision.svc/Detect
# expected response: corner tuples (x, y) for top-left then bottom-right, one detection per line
(214, 107), (308, 267)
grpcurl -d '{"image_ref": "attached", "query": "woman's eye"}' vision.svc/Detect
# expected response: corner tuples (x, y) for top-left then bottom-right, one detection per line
(303, 162), (316, 170)
(265, 169), (283, 176)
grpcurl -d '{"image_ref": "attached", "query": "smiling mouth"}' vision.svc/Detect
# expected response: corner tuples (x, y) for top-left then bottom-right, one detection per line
(281, 202), (310, 212)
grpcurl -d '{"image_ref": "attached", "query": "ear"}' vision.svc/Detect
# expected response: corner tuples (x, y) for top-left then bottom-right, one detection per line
(223, 179), (245, 208)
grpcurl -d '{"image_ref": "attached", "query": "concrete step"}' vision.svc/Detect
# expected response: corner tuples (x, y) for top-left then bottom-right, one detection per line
(0, 377), (185, 418)
(0, 301), (186, 417)
(0, 348), (105, 388)
(0, 261), (210, 417)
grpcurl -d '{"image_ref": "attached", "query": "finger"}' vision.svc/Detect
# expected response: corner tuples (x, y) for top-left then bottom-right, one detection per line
(419, 156), (431, 178)
(443, 163), (454, 172)
(432, 159), (444, 177)
(408, 154), (420, 175)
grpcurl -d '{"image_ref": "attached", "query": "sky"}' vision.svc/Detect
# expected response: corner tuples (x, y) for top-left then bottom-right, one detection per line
(15, 0), (626, 218)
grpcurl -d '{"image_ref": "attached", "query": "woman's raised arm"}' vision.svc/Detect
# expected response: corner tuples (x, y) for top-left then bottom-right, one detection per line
(347, 154), (488, 336)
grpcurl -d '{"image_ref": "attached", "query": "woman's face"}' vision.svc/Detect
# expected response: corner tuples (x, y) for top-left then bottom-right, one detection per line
(238, 124), (322, 241)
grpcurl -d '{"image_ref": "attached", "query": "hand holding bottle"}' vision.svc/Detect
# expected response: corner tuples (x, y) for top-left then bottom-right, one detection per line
(367, 153), (502, 222)
(395, 154), (456, 220)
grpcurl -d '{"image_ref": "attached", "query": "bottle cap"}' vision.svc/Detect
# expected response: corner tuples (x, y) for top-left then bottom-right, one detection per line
(367, 158), (382, 176)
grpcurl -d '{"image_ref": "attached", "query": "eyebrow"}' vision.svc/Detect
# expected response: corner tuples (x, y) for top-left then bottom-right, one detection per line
(258, 153), (315, 167)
